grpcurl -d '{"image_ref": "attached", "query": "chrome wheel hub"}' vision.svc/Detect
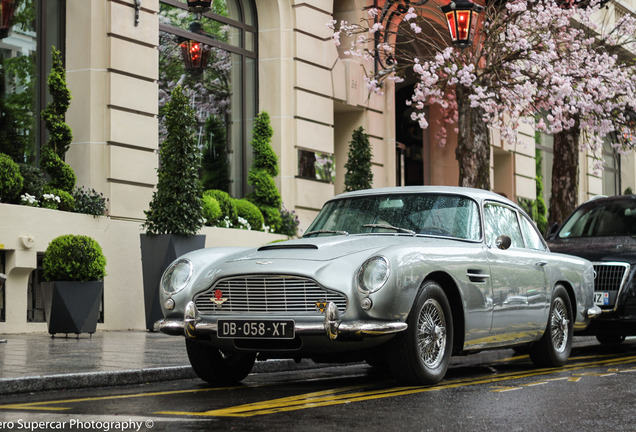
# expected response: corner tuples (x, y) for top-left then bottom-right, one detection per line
(417, 299), (446, 368)
(551, 297), (569, 353)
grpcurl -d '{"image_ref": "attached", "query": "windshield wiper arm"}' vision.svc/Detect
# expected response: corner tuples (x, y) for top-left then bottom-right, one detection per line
(362, 224), (416, 236)
(303, 229), (350, 237)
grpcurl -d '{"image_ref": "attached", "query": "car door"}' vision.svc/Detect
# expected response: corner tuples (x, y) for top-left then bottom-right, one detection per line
(484, 202), (549, 344)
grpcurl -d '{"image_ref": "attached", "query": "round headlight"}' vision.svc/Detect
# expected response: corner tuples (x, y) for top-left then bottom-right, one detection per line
(161, 259), (193, 295)
(357, 256), (390, 294)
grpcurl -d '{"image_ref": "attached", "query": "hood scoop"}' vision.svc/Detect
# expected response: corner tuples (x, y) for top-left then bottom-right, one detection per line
(258, 244), (319, 251)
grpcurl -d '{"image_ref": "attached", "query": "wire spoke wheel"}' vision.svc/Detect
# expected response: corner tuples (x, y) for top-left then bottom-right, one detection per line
(417, 299), (447, 369)
(529, 285), (573, 368)
(550, 297), (569, 353)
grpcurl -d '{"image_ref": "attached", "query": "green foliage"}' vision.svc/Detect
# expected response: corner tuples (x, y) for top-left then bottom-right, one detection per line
(248, 169), (282, 208)
(235, 199), (264, 231)
(144, 86), (204, 236)
(0, 56), (24, 162)
(43, 186), (75, 211)
(279, 206), (300, 238)
(251, 112), (278, 177)
(518, 149), (548, 235)
(246, 111), (284, 231)
(202, 194), (223, 226)
(344, 127), (373, 192)
(19, 164), (45, 199)
(625, 187), (633, 195)
(260, 206), (282, 233)
(43, 234), (107, 282)
(72, 187), (108, 216)
(201, 115), (230, 192)
(0, 153), (24, 202)
(39, 147), (76, 193)
(41, 47), (72, 159)
(204, 189), (237, 223)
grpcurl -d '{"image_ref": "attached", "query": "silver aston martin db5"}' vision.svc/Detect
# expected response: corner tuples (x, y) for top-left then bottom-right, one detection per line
(155, 186), (600, 385)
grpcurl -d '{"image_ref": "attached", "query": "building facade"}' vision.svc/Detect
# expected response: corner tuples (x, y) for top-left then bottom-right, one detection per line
(0, 0), (634, 333)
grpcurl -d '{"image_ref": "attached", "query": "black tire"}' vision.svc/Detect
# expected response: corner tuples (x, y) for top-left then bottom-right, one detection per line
(185, 338), (255, 385)
(596, 334), (626, 345)
(529, 285), (573, 368)
(387, 280), (453, 385)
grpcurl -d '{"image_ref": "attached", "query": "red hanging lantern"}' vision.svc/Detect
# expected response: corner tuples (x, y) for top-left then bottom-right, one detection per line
(441, 0), (483, 49)
(0, 0), (17, 39)
(180, 39), (210, 72)
(186, 0), (212, 15)
(179, 21), (210, 73)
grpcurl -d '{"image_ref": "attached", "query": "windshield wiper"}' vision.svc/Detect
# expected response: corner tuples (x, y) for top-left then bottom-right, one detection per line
(362, 224), (416, 236)
(303, 229), (350, 237)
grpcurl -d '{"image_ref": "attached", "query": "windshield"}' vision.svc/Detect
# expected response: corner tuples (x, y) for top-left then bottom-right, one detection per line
(304, 193), (481, 241)
(558, 198), (636, 238)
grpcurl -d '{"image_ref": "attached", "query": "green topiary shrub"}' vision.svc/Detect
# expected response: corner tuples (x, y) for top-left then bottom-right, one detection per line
(202, 194), (222, 226)
(19, 164), (45, 200)
(344, 126), (373, 192)
(204, 189), (237, 223)
(235, 199), (264, 231)
(260, 206), (282, 233)
(143, 86), (204, 236)
(40, 147), (76, 193)
(247, 111), (284, 231)
(43, 234), (107, 282)
(41, 47), (72, 159)
(247, 170), (282, 209)
(42, 186), (75, 211)
(0, 153), (24, 203)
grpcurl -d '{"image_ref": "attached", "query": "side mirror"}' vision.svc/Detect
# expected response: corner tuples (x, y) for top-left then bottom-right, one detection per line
(495, 235), (512, 250)
(545, 222), (560, 240)
(0, 273), (6, 285)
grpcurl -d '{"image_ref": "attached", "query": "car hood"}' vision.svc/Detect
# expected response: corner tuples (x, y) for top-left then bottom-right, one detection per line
(548, 236), (636, 264)
(230, 235), (414, 262)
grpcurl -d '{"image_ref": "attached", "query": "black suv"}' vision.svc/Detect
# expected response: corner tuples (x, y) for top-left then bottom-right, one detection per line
(547, 195), (636, 345)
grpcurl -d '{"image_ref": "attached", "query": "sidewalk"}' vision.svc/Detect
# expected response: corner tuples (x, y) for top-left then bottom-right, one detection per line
(0, 331), (317, 395)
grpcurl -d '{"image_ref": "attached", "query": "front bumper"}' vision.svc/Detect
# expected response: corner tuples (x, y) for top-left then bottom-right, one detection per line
(155, 301), (407, 341)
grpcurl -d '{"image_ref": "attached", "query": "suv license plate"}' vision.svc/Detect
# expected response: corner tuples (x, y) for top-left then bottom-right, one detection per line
(594, 292), (609, 306)
(217, 319), (295, 339)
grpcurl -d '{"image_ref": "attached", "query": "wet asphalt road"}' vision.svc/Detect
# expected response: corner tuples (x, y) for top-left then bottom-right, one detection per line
(0, 338), (635, 432)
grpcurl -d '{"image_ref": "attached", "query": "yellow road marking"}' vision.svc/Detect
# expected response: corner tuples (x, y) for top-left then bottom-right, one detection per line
(2, 354), (635, 417)
(158, 355), (636, 417)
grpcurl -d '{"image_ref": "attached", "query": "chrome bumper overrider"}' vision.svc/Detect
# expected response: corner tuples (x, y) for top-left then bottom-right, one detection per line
(154, 301), (407, 340)
(587, 305), (602, 319)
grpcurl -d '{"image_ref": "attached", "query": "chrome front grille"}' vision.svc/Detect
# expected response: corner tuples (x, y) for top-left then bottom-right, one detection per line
(593, 262), (630, 310)
(194, 275), (347, 315)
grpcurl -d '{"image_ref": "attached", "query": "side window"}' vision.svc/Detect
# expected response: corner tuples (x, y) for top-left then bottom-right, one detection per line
(483, 203), (524, 248)
(519, 215), (547, 251)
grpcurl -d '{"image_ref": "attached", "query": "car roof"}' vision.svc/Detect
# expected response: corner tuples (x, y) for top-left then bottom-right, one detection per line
(580, 194), (636, 207)
(331, 186), (515, 206)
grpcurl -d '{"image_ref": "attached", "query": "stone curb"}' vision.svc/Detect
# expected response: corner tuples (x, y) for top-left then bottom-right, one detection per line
(0, 359), (324, 395)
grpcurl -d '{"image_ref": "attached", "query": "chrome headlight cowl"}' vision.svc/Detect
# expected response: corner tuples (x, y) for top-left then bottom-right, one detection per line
(357, 256), (390, 294)
(161, 259), (193, 296)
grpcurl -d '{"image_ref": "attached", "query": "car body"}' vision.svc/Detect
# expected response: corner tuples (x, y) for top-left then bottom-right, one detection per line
(156, 186), (599, 385)
(547, 194), (636, 345)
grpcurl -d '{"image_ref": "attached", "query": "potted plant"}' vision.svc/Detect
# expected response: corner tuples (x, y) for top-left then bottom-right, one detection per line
(41, 234), (107, 337)
(141, 85), (205, 330)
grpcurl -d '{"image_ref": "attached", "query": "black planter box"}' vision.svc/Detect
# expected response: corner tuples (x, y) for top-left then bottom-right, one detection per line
(42, 281), (104, 336)
(140, 234), (206, 331)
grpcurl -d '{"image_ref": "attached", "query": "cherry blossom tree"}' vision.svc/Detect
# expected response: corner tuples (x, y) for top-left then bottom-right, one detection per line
(330, 0), (636, 221)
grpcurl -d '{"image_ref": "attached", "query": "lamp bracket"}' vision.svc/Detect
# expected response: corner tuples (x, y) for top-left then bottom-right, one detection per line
(134, 0), (141, 26)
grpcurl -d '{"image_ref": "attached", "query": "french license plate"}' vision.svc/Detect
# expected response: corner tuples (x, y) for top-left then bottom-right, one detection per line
(594, 292), (610, 306)
(217, 319), (295, 339)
